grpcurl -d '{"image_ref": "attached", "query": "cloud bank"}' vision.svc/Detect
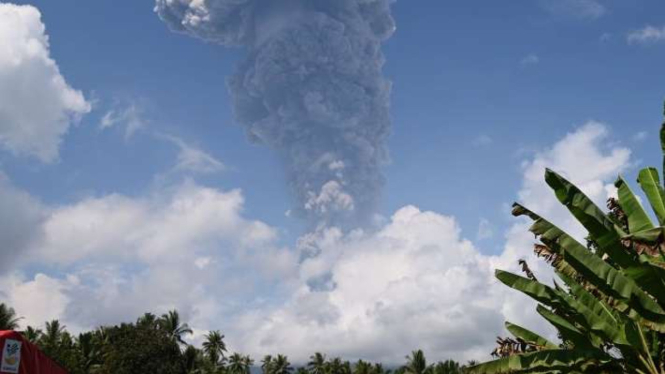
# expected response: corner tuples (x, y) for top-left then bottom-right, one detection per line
(0, 121), (631, 363)
(1, 180), (297, 332)
(228, 122), (631, 363)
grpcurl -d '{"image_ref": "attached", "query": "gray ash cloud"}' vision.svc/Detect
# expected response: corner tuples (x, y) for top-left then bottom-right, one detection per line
(155, 0), (395, 228)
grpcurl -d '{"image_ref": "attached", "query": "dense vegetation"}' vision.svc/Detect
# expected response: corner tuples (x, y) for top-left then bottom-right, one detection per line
(469, 115), (665, 373)
(0, 304), (469, 374)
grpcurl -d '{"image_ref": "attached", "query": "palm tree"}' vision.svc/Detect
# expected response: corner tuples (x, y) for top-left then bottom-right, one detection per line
(403, 350), (428, 374)
(228, 353), (253, 374)
(328, 358), (344, 374)
(354, 360), (372, 374)
(228, 353), (246, 374)
(77, 332), (102, 374)
(42, 320), (65, 348)
(58, 331), (75, 351)
(273, 354), (293, 374)
(137, 312), (159, 329)
(183, 345), (203, 374)
(160, 310), (193, 345)
(242, 355), (254, 374)
(0, 304), (22, 330)
(371, 363), (388, 374)
(262, 355), (274, 374)
(431, 360), (461, 374)
(203, 330), (227, 366)
(21, 326), (42, 343)
(342, 361), (352, 374)
(39, 320), (66, 361)
(308, 352), (327, 374)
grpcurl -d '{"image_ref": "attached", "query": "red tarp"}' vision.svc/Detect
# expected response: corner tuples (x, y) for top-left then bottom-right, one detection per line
(0, 331), (68, 374)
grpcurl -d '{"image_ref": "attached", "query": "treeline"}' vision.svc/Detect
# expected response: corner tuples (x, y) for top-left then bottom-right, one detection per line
(0, 304), (472, 374)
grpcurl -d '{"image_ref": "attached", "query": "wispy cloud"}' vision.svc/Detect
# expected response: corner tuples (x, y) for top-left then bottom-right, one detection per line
(159, 134), (225, 175)
(520, 54), (540, 66)
(472, 134), (493, 147)
(633, 131), (648, 142)
(627, 26), (665, 45)
(99, 102), (147, 140)
(540, 0), (606, 20)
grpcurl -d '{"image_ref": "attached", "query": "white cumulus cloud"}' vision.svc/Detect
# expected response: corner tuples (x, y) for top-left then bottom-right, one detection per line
(0, 3), (90, 162)
(233, 207), (501, 363)
(0, 273), (71, 328)
(0, 179), (298, 333)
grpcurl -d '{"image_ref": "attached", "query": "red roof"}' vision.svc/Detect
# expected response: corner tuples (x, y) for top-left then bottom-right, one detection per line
(0, 331), (68, 374)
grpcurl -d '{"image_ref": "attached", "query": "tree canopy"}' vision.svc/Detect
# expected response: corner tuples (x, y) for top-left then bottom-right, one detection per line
(0, 304), (468, 374)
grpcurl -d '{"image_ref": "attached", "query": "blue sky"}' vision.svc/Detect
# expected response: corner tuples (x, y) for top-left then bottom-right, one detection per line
(7, 0), (664, 244)
(1, 0), (665, 363)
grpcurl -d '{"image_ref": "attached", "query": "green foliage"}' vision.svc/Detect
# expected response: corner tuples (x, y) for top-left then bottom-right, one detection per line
(0, 303), (22, 330)
(307, 353), (330, 374)
(273, 354), (294, 374)
(21, 325), (42, 343)
(203, 330), (227, 367)
(469, 112), (665, 373)
(228, 352), (253, 374)
(161, 310), (194, 346)
(403, 350), (428, 374)
(431, 360), (463, 374)
(0, 302), (467, 374)
(99, 322), (183, 374)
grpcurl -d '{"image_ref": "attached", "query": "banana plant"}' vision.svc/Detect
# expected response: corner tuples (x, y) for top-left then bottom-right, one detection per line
(468, 111), (665, 373)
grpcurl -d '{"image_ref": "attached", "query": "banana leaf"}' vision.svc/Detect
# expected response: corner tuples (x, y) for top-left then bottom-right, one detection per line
(556, 272), (618, 326)
(637, 167), (665, 225)
(560, 241), (665, 331)
(661, 122), (665, 185)
(536, 305), (598, 349)
(552, 282), (627, 346)
(505, 322), (558, 350)
(465, 348), (611, 374)
(544, 170), (665, 309)
(615, 176), (654, 233)
(544, 169), (632, 265)
(495, 271), (561, 308)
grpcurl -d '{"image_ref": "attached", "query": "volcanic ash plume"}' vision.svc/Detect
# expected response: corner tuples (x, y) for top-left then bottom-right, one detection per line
(155, 0), (396, 227)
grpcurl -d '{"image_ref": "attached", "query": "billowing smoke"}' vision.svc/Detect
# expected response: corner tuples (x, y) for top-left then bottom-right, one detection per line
(155, 0), (395, 228)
